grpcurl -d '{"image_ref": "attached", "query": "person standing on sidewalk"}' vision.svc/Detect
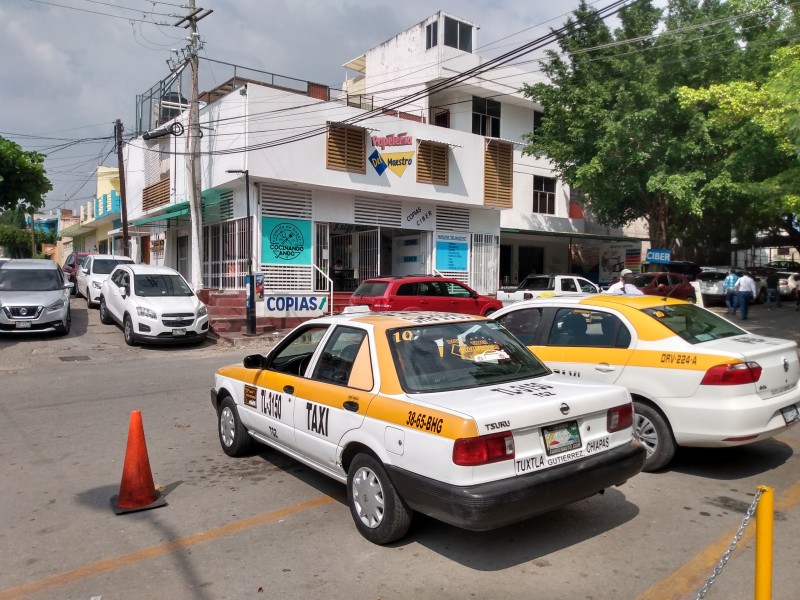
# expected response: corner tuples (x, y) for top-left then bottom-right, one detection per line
(723, 268), (740, 314)
(734, 271), (757, 320)
(765, 269), (782, 309)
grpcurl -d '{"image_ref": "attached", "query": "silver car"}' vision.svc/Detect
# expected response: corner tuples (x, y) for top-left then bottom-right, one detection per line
(0, 259), (72, 335)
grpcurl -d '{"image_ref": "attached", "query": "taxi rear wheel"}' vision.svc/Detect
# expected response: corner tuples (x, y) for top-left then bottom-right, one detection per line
(218, 396), (253, 457)
(633, 401), (676, 472)
(347, 453), (412, 544)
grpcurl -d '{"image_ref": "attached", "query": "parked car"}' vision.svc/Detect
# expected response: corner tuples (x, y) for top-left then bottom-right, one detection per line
(211, 310), (645, 544)
(0, 259), (72, 335)
(99, 264), (208, 345)
(776, 271), (799, 298)
(62, 252), (94, 295)
(765, 260), (800, 271)
(76, 254), (135, 308)
(697, 269), (729, 304)
(492, 295), (800, 471)
(496, 274), (599, 305)
(643, 261), (702, 281)
(349, 275), (502, 316)
(633, 272), (697, 302)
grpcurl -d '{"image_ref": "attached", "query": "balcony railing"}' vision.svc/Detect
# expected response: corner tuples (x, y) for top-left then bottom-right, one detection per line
(142, 179), (171, 212)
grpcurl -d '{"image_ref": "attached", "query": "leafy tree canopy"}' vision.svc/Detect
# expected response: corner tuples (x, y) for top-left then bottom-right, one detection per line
(0, 136), (52, 213)
(522, 0), (797, 259)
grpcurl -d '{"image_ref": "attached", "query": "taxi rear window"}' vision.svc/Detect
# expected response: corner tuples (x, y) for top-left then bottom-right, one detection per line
(387, 320), (550, 393)
(641, 304), (745, 344)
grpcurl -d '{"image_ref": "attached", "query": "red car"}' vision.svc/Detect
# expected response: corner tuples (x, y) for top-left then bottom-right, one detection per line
(349, 275), (502, 316)
(633, 272), (697, 302)
(62, 252), (95, 295)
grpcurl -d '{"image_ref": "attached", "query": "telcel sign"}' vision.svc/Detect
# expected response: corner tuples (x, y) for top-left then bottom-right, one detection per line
(646, 249), (672, 264)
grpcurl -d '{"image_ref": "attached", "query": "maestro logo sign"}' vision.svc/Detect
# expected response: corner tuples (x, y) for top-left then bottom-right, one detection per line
(269, 222), (304, 261)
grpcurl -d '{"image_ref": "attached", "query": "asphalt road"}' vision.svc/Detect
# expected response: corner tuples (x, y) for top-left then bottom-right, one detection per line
(0, 297), (798, 600)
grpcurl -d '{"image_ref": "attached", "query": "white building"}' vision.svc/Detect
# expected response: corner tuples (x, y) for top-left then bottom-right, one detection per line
(124, 11), (643, 317)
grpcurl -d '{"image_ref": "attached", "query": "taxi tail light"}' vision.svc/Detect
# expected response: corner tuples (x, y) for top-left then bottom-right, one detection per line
(607, 402), (633, 432)
(700, 362), (762, 385)
(453, 431), (515, 466)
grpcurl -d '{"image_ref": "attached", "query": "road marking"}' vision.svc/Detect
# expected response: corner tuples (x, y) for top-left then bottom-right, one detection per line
(634, 479), (800, 600)
(0, 495), (336, 600)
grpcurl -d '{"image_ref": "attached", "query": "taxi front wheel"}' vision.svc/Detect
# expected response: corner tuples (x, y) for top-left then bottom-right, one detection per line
(633, 401), (676, 472)
(347, 453), (412, 544)
(218, 396), (253, 457)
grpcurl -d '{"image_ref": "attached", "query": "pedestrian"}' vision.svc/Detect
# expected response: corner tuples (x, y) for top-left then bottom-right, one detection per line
(734, 271), (757, 320)
(607, 269), (644, 295)
(723, 268), (739, 315)
(765, 269), (782, 309)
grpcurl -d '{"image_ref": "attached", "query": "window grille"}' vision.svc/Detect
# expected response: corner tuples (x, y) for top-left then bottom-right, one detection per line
(202, 216), (251, 290)
(470, 233), (499, 294)
(260, 185), (312, 219)
(354, 197), (402, 227)
(436, 206), (470, 231)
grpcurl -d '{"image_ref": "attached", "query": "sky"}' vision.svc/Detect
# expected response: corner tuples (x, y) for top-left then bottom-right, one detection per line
(0, 0), (600, 213)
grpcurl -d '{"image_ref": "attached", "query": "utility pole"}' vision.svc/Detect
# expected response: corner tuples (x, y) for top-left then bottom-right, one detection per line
(175, 1), (212, 291)
(115, 119), (131, 257)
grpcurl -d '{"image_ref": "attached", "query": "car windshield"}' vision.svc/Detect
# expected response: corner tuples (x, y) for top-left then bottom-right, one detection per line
(641, 304), (745, 344)
(388, 320), (550, 393)
(699, 272), (726, 282)
(94, 259), (131, 275)
(133, 274), (193, 297)
(352, 281), (388, 297)
(0, 269), (62, 292)
(517, 277), (552, 291)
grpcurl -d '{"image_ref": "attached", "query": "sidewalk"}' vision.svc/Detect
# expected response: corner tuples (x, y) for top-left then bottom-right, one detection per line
(208, 300), (800, 351)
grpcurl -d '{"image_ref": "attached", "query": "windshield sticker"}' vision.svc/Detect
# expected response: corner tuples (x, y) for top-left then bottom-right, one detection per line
(244, 385), (257, 408)
(491, 382), (556, 397)
(380, 312), (475, 324)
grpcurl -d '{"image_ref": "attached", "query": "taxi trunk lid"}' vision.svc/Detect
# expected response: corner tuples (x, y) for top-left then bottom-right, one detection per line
(701, 335), (800, 399)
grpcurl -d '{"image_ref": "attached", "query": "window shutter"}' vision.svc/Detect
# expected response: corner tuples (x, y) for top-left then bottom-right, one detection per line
(484, 140), (513, 208)
(417, 141), (449, 185)
(326, 124), (366, 174)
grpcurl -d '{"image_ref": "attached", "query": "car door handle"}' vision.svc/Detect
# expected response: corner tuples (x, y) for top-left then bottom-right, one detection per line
(595, 364), (616, 373)
(343, 401), (359, 412)
(283, 385), (294, 394)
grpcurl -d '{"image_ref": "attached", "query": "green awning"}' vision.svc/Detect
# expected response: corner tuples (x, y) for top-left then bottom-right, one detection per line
(132, 202), (190, 226)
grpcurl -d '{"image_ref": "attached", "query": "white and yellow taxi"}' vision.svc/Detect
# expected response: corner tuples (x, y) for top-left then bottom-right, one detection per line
(492, 295), (800, 471)
(211, 310), (645, 544)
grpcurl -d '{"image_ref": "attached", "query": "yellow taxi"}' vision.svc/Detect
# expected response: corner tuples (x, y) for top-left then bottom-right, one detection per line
(211, 310), (645, 544)
(492, 295), (800, 471)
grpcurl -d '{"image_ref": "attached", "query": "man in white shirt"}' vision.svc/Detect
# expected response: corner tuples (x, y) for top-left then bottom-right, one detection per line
(607, 269), (644, 295)
(733, 271), (757, 320)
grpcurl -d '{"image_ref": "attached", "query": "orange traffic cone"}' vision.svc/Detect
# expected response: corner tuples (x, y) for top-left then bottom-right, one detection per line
(111, 410), (167, 514)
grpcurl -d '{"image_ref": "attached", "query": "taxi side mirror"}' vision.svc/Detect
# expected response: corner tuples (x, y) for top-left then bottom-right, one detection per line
(243, 354), (267, 370)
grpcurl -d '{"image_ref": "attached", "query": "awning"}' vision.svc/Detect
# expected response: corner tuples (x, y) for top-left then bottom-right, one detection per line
(131, 202), (190, 226)
(501, 228), (648, 243)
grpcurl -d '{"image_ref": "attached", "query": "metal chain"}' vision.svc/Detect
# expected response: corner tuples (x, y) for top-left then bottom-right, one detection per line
(694, 488), (763, 599)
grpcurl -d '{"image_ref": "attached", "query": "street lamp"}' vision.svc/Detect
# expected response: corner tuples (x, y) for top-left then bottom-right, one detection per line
(226, 169), (256, 336)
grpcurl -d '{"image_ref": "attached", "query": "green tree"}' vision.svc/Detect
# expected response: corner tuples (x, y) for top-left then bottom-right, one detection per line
(521, 0), (793, 259)
(678, 42), (800, 252)
(0, 136), (52, 212)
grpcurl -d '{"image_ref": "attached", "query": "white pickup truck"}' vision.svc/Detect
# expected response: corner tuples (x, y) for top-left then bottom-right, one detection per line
(497, 274), (600, 305)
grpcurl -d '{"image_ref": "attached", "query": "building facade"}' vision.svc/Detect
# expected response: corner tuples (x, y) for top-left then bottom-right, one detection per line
(124, 12), (643, 317)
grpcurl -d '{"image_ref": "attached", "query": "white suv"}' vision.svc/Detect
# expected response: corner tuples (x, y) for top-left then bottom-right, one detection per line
(99, 264), (209, 345)
(76, 254), (134, 308)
